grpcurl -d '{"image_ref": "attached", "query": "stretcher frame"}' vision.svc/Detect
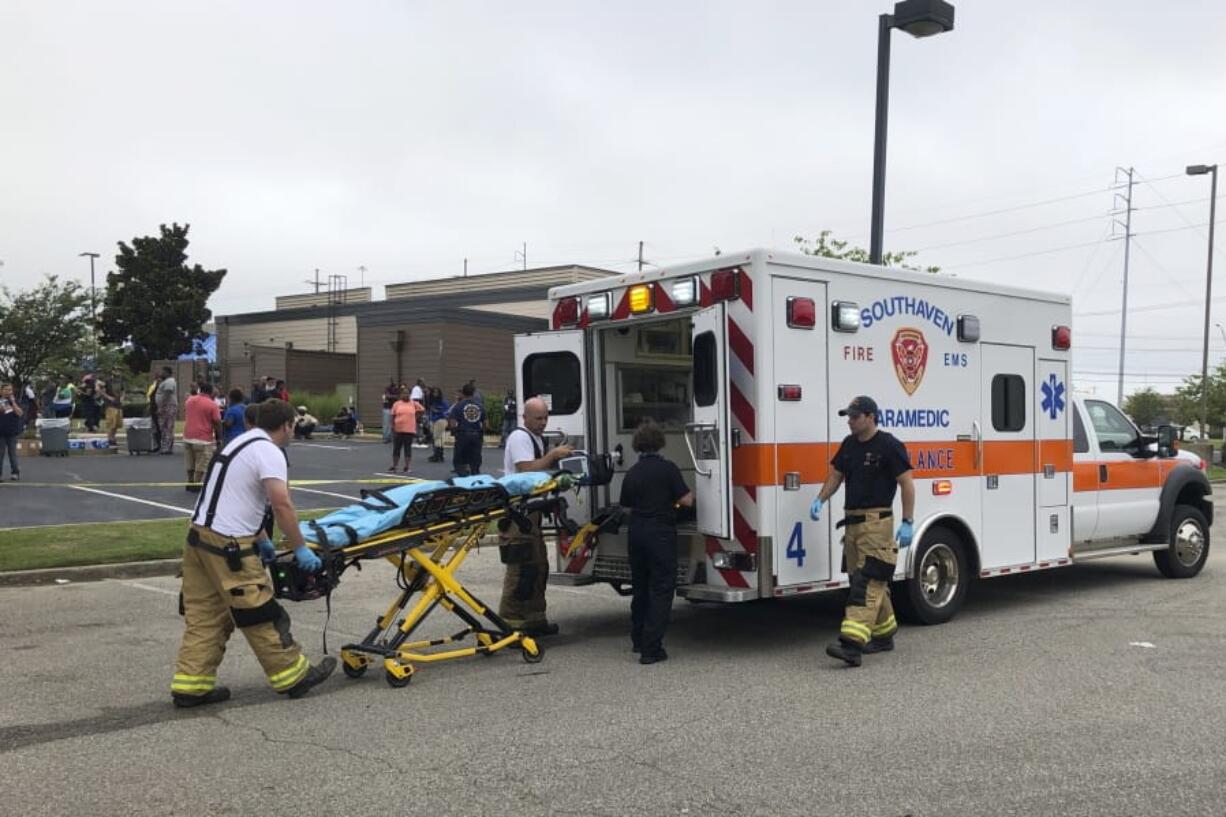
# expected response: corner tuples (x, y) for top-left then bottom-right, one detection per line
(283, 476), (576, 688)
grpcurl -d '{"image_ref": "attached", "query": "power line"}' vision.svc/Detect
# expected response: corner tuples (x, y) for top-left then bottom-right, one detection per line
(942, 238), (1106, 270)
(887, 185), (1112, 234)
(911, 212), (1107, 252)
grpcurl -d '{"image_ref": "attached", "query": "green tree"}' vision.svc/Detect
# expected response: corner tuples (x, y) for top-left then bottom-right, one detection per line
(1122, 388), (1167, 427)
(1172, 362), (1226, 433)
(0, 275), (91, 391)
(98, 223), (226, 372)
(793, 230), (940, 274)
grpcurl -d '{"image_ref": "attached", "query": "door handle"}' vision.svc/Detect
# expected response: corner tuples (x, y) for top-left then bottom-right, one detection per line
(972, 421), (982, 470)
(1099, 464), (1108, 483)
(683, 422), (714, 477)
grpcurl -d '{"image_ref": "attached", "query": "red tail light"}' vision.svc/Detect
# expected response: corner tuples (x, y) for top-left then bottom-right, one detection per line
(554, 297), (580, 327)
(711, 268), (741, 301)
(1052, 325), (1071, 350)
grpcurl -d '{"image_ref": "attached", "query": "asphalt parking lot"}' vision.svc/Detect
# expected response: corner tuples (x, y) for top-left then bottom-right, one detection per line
(2, 484), (1224, 817)
(0, 438), (481, 528)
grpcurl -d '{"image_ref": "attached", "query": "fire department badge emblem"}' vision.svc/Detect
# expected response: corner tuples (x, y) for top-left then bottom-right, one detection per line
(891, 327), (928, 396)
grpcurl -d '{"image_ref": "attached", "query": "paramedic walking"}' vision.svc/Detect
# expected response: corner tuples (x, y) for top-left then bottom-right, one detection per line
(448, 382), (486, 476)
(619, 419), (693, 664)
(171, 399), (335, 707)
(811, 396), (914, 667)
(500, 396), (573, 636)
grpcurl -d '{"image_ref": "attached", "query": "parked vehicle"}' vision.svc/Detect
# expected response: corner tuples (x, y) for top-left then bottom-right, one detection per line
(517, 249), (1212, 623)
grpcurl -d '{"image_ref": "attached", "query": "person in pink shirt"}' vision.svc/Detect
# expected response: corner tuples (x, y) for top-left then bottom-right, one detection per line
(182, 382), (223, 492)
(389, 388), (425, 473)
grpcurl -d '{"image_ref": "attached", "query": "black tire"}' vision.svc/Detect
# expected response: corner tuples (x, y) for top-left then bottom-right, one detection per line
(384, 669), (412, 688)
(1154, 504), (1210, 579)
(342, 661), (367, 679)
(521, 642), (545, 664)
(894, 525), (970, 625)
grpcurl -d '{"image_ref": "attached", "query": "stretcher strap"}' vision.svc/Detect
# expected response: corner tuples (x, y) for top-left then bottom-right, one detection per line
(357, 487), (399, 512)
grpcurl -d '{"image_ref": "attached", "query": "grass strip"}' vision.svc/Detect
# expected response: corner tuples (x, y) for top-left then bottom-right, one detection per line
(0, 510), (333, 573)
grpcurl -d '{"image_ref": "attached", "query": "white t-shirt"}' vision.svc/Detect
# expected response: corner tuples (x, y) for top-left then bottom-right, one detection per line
(503, 427), (544, 475)
(191, 429), (287, 537)
(410, 385), (424, 401)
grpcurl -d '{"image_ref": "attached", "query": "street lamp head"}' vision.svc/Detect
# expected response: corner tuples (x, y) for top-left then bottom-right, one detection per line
(1186, 164), (1216, 176)
(891, 0), (955, 38)
(79, 251), (100, 258)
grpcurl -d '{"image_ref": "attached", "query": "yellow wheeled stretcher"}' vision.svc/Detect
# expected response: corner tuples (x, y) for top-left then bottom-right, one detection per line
(269, 472), (578, 689)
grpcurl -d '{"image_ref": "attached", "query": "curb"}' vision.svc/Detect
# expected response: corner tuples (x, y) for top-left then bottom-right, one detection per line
(0, 558), (181, 588)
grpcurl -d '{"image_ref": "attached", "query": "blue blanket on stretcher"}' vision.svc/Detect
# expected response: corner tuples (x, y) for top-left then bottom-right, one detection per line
(300, 472), (557, 547)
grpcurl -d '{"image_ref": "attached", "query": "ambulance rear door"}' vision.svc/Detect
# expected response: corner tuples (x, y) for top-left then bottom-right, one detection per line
(688, 305), (733, 539)
(514, 331), (593, 570)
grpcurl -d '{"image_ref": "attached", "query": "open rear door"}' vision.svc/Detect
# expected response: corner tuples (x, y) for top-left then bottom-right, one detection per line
(514, 330), (593, 576)
(687, 305), (732, 539)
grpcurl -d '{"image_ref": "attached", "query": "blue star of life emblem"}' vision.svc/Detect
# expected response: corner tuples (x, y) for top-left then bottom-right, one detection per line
(1041, 373), (1066, 420)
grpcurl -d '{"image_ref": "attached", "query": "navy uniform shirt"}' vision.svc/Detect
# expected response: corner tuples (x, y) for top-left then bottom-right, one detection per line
(831, 430), (912, 510)
(619, 453), (689, 524)
(449, 398), (486, 434)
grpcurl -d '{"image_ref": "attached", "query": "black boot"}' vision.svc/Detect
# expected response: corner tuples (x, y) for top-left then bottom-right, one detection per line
(825, 639), (863, 667)
(286, 657), (337, 699)
(862, 636), (895, 654)
(172, 686), (231, 708)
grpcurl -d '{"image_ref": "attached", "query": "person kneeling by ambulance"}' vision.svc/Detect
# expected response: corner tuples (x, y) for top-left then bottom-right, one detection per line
(171, 398), (335, 707)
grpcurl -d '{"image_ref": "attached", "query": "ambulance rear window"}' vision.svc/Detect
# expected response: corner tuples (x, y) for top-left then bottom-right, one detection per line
(523, 352), (582, 416)
(693, 332), (717, 407)
(991, 374), (1026, 432)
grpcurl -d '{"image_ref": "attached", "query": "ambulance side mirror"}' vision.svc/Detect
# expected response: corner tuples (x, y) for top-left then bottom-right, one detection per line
(1156, 425), (1178, 458)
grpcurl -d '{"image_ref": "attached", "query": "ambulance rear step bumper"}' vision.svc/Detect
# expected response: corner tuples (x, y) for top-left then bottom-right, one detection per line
(593, 554), (689, 585)
(678, 583), (759, 603)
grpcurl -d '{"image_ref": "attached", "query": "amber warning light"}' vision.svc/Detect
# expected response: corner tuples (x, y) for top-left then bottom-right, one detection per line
(932, 480), (953, 496)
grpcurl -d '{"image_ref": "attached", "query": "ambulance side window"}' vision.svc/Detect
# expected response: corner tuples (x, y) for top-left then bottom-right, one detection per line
(1073, 408), (1089, 453)
(693, 331), (717, 407)
(990, 374), (1026, 432)
(523, 352), (581, 416)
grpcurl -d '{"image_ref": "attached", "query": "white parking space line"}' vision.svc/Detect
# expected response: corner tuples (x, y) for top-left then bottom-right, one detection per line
(70, 485), (193, 515)
(291, 486), (359, 502)
(292, 442), (354, 451)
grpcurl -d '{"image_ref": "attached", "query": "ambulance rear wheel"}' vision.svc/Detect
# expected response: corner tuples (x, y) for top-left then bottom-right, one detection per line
(1154, 504), (1210, 579)
(895, 525), (968, 626)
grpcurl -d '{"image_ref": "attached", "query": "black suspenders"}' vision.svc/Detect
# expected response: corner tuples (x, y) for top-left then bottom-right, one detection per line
(512, 427), (543, 460)
(194, 436), (279, 529)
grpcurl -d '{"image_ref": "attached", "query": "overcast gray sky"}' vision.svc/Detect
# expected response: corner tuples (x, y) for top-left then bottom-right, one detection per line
(2, 1), (1224, 396)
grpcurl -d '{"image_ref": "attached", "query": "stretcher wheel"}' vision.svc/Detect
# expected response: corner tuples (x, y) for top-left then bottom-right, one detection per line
(521, 642), (544, 664)
(385, 669), (412, 688)
(342, 661), (367, 679)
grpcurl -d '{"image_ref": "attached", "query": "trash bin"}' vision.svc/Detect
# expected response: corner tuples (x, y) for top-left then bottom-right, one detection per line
(124, 417), (155, 456)
(37, 418), (70, 457)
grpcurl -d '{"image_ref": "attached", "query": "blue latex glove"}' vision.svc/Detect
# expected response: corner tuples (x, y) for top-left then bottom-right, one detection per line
(896, 520), (914, 548)
(294, 545), (322, 572)
(809, 497), (825, 522)
(256, 538), (276, 564)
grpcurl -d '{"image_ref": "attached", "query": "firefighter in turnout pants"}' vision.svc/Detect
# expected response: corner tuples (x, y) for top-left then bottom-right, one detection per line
(500, 396), (573, 636)
(811, 396), (915, 667)
(171, 399), (335, 706)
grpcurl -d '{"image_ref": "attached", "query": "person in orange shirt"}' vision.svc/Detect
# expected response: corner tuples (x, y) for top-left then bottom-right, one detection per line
(389, 388), (425, 473)
(182, 382), (222, 491)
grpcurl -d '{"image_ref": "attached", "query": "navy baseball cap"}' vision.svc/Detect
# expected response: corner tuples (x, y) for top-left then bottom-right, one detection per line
(838, 395), (878, 417)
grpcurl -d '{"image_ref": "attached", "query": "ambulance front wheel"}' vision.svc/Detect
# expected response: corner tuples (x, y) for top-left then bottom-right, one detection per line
(1154, 504), (1210, 579)
(895, 525), (968, 626)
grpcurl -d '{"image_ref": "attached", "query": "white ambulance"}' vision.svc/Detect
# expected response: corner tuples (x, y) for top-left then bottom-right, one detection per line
(513, 249), (1212, 624)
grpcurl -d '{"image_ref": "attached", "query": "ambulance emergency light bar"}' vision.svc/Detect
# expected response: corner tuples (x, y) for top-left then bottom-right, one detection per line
(555, 275), (705, 327)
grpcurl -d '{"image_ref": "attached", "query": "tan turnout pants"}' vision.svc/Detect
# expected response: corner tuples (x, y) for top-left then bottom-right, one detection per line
(498, 514), (550, 629)
(839, 507), (899, 646)
(172, 525), (309, 697)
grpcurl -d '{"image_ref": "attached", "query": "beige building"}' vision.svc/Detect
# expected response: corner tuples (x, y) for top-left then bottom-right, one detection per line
(216, 266), (618, 426)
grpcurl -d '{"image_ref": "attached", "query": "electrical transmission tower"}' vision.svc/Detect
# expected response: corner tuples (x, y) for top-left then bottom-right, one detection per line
(1110, 166), (1135, 405)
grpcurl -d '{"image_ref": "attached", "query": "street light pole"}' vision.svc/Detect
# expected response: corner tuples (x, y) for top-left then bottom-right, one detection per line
(1188, 164), (1218, 439)
(868, 0), (955, 266)
(79, 251), (101, 364)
